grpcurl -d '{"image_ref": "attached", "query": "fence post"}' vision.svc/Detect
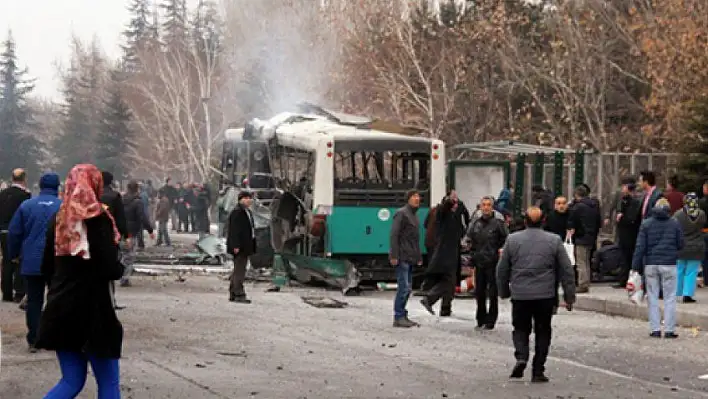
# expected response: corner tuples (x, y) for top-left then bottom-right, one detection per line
(574, 150), (585, 188)
(553, 151), (563, 197)
(514, 153), (526, 217)
(533, 152), (544, 187)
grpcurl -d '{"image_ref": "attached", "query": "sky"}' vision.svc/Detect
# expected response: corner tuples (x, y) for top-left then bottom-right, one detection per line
(1, 0), (131, 99)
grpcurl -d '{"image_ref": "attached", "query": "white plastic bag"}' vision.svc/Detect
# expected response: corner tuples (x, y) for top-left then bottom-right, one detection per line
(563, 236), (575, 265)
(626, 270), (644, 304)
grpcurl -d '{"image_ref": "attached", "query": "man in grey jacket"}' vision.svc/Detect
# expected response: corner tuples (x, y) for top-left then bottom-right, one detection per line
(390, 190), (423, 328)
(497, 207), (576, 383)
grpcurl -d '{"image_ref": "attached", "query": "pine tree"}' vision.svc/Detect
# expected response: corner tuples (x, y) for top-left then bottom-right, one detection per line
(123, 0), (155, 71)
(0, 30), (41, 178)
(191, 0), (221, 62)
(55, 63), (92, 176)
(161, 0), (188, 49)
(96, 70), (133, 179)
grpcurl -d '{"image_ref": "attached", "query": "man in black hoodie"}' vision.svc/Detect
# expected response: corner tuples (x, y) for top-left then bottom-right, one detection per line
(544, 196), (570, 240)
(568, 185), (601, 293)
(121, 180), (155, 287)
(0, 169), (31, 302)
(100, 172), (128, 309)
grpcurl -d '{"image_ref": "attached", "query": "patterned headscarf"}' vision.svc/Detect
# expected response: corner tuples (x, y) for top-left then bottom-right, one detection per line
(684, 192), (701, 220)
(55, 164), (120, 256)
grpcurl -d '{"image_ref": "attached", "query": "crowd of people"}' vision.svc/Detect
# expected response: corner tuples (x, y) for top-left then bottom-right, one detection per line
(389, 170), (708, 381)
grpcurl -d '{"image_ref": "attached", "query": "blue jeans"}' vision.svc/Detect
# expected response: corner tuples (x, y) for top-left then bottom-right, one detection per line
(394, 262), (413, 320)
(24, 275), (47, 346)
(44, 351), (120, 398)
(645, 265), (678, 333)
(676, 259), (701, 297)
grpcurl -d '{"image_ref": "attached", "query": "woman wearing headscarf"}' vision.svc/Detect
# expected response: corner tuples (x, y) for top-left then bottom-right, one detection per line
(674, 193), (706, 303)
(36, 164), (124, 398)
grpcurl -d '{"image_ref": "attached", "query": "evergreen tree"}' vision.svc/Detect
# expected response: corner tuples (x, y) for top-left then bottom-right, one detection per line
(0, 30), (41, 179)
(123, 0), (155, 71)
(191, 0), (221, 62)
(676, 97), (708, 192)
(96, 70), (133, 179)
(161, 0), (188, 49)
(55, 63), (92, 176)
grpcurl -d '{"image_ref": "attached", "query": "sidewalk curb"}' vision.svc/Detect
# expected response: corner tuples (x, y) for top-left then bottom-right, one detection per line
(574, 295), (708, 330)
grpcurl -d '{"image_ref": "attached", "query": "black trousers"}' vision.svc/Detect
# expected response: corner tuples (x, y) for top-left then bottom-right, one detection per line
(1, 232), (24, 301)
(25, 275), (47, 346)
(617, 243), (635, 285)
(425, 271), (455, 313)
(229, 255), (249, 298)
(475, 266), (498, 327)
(511, 298), (555, 375)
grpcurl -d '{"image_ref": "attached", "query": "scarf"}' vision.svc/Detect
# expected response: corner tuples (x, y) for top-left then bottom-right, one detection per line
(684, 192), (701, 221)
(55, 164), (120, 257)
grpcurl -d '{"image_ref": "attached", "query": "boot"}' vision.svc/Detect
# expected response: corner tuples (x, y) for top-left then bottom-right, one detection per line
(393, 318), (416, 328)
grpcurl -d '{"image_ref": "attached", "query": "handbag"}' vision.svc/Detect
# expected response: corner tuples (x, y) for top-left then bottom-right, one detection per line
(564, 235), (576, 265)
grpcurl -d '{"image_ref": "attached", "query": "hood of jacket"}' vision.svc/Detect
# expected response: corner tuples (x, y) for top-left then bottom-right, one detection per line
(650, 207), (670, 220)
(579, 197), (598, 209)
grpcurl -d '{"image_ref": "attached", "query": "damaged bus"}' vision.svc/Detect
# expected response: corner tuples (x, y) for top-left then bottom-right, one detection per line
(221, 104), (445, 289)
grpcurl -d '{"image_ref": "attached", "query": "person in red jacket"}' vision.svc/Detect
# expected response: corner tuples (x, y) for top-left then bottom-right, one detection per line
(664, 175), (684, 216)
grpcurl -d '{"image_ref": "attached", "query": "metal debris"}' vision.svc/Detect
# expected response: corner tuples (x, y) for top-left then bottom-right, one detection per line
(301, 296), (348, 308)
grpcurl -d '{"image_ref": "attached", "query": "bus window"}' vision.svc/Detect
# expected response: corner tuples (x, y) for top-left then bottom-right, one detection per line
(333, 151), (431, 206)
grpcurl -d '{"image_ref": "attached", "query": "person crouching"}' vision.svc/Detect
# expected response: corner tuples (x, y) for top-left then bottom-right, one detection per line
(497, 207), (576, 382)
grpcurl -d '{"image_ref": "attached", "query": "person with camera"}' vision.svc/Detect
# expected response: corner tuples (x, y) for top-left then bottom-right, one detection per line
(496, 207), (576, 383)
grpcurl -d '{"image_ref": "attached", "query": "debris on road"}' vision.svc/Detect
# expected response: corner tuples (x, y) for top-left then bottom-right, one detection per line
(301, 296), (348, 308)
(217, 351), (247, 358)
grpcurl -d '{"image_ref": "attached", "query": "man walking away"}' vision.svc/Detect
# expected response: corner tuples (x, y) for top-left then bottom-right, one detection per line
(227, 191), (257, 304)
(497, 207), (576, 383)
(100, 171), (128, 309)
(0, 168), (31, 302)
(6, 172), (61, 352)
(568, 185), (601, 293)
(632, 198), (683, 338)
(390, 190), (423, 328)
(122, 181), (155, 287)
(615, 177), (642, 288)
(421, 194), (464, 317)
(466, 196), (508, 330)
(155, 192), (172, 246)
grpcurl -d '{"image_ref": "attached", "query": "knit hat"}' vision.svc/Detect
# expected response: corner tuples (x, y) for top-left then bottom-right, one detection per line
(39, 172), (60, 190)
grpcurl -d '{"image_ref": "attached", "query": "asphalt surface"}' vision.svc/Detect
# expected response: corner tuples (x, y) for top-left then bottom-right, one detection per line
(2, 276), (708, 399)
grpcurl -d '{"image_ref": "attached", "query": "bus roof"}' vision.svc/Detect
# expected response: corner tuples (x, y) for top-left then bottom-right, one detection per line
(226, 112), (441, 153)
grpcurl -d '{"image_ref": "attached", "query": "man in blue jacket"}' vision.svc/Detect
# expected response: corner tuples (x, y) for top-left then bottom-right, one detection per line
(7, 172), (62, 352)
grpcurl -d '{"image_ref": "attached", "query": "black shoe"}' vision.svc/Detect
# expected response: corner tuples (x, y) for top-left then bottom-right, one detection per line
(114, 305), (126, 310)
(28, 344), (38, 353)
(439, 310), (452, 317)
(230, 297), (251, 304)
(2, 297), (13, 302)
(420, 299), (435, 315)
(531, 374), (549, 383)
(482, 324), (495, 330)
(649, 331), (661, 338)
(664, 332), (679, 339)
(509, 361), (526, 378)
(684, 296), (696, 303)
(13, 295), (23, 303)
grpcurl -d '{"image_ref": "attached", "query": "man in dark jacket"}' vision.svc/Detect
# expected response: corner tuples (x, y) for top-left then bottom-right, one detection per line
(227, 191), (257, 304)
(544, 196), (569, 240)
(7, 173), (61, 352)
(615, 177), (642, 287)
(632, 198), (684, 338)
(159, 178), (179, 231)
(420, 195), (464, 317)
(466, 195), (508, 330)
(664, 175), (684, 216)
(389, 190), (423, 328)
(194, 184), (211, 238)
(497, 207), (576, 383)
(100, 171), (128, 309)
(0, 168), (31, 302)
(121, 181), (154, 287)
(568, 185), (601, 293)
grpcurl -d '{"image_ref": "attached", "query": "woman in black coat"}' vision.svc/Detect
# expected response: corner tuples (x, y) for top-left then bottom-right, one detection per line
(420, 196), (464, 316)
(37, 164), (124, 399)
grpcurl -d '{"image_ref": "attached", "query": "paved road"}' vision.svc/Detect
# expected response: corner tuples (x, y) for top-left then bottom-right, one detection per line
(2, 276), (708, 398)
